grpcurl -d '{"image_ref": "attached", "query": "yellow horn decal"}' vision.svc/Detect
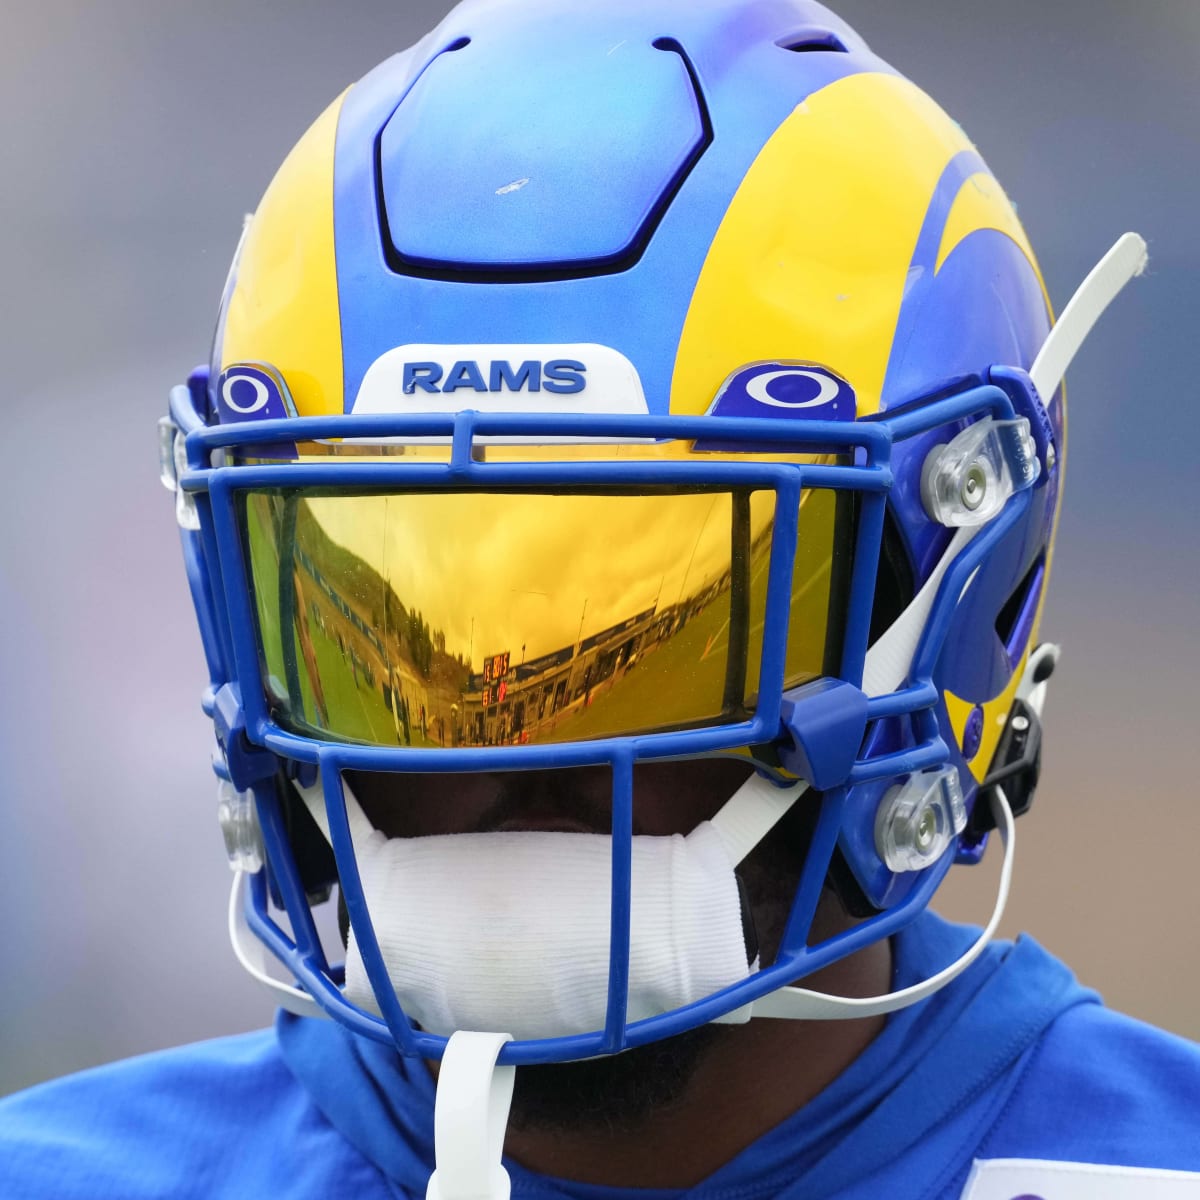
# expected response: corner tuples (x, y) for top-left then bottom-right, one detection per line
(672, 73), (985, 417)
(935, 170), (1039, 279)
(220, 91), (348, 416)
(672, 71), (1061, 778)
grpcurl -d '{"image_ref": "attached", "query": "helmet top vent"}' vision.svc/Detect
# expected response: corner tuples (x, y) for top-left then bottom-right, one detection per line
(776, 26), (849, 53)
(377, 32), (710, 279)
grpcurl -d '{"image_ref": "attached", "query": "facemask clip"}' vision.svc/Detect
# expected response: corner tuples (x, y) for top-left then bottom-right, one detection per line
(874, 767), (967, 873)
(157, 417), (201, 530)
(778, 678), (869, 790)
(920, 416), (1039, 528)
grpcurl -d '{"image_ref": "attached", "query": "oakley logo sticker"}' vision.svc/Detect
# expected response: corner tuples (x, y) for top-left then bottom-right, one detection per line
(215, 365), (293, 423)
(222, 374), (270, 413)
(353, 343), (649, 416)
(709, 363), (856, 421)
(745, 369), (839, 409)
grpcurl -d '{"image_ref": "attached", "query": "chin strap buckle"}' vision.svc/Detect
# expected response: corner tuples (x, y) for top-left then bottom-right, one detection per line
(968, 642), (1059, 837)
(427, 1031), (515, 1200)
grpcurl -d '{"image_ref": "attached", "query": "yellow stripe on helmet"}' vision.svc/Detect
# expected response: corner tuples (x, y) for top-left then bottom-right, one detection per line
(220, 91), (348, 416)
(935, 169), (1039, 279)
(671, 72), (987, 418)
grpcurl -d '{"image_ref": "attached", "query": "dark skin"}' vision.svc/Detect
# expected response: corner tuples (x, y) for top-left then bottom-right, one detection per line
(351, 759), (891, 1189)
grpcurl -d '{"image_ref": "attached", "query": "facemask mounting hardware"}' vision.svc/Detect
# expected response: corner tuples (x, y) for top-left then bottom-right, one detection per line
(920, 416), (1039, 528)
(158, 417), (201, 531)
(967, 696), (1045, 838)
(874, 767), (967, 873)
(217, 779), (265, 874)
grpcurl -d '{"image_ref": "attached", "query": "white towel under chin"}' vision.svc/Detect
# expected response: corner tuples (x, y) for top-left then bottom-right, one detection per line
(342, 821), (753, 1040)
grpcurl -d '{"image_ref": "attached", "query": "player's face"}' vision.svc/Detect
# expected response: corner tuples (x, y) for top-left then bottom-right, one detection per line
(348, 757), (756, 840)
(349, 757), (802, 1134)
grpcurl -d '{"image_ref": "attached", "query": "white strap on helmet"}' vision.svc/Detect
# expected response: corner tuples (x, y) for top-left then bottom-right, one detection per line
(743, 782), (1015, 1021)
(1017, 641), (1060, 721)
(861, 526), (980, 699)
(1029, 232), (1148, 403)
(426, 1031), (515, 1200)
(227, 868), (326, 1020)
(709, 771), (809, 864)
(862, 233), (1146, 701)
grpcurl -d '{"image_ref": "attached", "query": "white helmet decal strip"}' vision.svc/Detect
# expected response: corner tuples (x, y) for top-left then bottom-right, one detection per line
(351, 343), (649, 416)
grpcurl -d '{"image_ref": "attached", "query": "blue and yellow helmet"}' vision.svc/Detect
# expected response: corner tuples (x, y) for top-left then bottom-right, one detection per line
(161, 0), (1139, 1066)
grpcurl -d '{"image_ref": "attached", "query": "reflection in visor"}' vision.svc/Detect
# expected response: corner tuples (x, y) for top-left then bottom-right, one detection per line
(241, 487), (843, 748)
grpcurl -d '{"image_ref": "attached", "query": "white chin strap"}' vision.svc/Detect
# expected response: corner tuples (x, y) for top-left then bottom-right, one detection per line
(1029, 232), (1147, 402)
(227, 870), (324, 1021)
(734, 785), (1016, 1021)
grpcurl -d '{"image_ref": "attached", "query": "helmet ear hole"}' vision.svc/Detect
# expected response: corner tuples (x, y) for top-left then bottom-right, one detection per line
(994, 555), (1046, 663)
(868, 509), (915, 648)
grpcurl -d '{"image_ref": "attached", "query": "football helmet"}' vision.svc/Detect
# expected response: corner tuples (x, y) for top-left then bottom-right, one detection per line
(161, 0), (1143, 1081)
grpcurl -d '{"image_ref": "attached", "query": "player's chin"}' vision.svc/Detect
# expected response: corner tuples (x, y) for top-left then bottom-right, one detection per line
(507, 1024), (727, 1134)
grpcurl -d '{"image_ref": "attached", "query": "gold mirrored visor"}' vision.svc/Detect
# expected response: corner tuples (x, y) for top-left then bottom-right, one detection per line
(240, 486), (846, 748)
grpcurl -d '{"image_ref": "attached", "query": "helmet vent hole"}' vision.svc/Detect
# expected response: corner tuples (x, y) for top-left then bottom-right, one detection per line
(443, 36), (471, 52)
(776, 28), (849, 53)
(995, 555), (1046, 666)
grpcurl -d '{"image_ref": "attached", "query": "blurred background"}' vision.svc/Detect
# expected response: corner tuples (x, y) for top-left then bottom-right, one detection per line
(1, 0), (1196, 1096)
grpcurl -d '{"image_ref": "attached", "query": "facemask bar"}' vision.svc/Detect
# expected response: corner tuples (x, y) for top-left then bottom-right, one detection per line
(163, 232), (1148, 1063)
(169, 380), (1040, 1064)
(182, 408), (896, 775)
(168, 382), (1017, 732)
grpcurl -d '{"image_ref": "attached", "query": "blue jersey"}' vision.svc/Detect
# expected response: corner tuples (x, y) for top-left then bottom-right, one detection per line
(2, 915), (1198, 1198)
